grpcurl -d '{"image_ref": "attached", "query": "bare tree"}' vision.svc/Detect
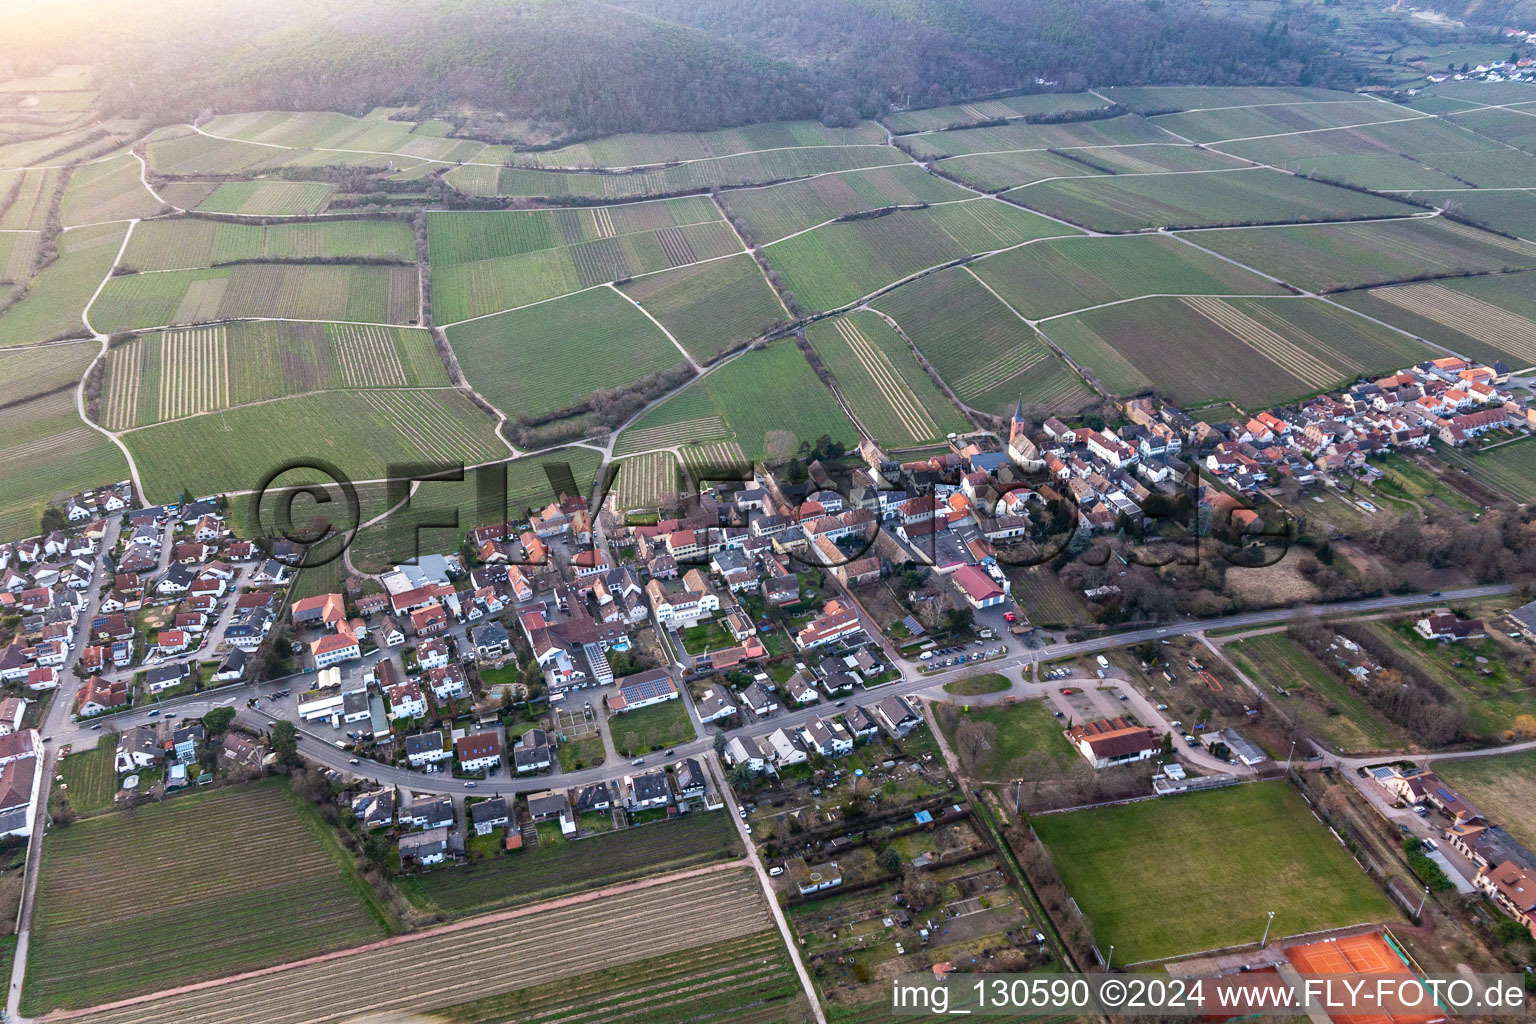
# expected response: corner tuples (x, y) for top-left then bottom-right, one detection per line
(956, 720), (996, 769)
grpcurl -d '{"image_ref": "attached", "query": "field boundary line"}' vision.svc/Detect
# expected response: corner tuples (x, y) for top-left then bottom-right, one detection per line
(44, 857), (757, 1021)
(957, 265), (1106, 397)
(607, 283), (700, 369)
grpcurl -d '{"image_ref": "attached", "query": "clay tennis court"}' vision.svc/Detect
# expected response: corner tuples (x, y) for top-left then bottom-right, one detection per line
(1286, 931), (1444, 1024)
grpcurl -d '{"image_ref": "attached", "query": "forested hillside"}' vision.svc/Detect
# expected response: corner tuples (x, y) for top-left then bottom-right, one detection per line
(0, 0), (1341, 141)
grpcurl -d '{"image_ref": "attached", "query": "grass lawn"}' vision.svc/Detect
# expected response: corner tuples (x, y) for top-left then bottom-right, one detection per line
(1222, 633), (1401, 753)
(1435, 750), (1536, 852)
(609, 699), (695, 756)
(942, 673), (1012, 697)
(55, 743), (117, 815)
(1032, 781), (1397, 964)
(934, 698), (1072, 780)
(558, 735), (606, 771)
(681, 619), (736, 655)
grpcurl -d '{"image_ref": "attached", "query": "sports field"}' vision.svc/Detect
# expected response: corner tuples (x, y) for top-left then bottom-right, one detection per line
(1032, 781), (1397, 964)
(805, 312), (967, 446)
(24, 780), (388, 1014)
(444, 286), (683, 422)
(872, 266), (1092, 417)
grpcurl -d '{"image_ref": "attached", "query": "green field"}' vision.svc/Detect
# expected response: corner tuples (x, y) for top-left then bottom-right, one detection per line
(398, 810), (741, 917)
(971, 232), (1285, 320)
(609, 698), (696, 756)
(444, 286), (683, 422)
(431, 200), (740, 323)
(0, 221), (125, 347)
(0, 167), (63, 232)
(1103, 84), (1345, 113)
(805, 311), (967, 446)
(1042, 295), (1432, 406)
(1436, 750), (1536, 853)
(871, 266), (1093, 417)
(122, 387), (504, 501)
(1222, 633), (1401, 753)
(933, 148), (1107, 192)
(618, 252), (785, 362)
(722, 164), (972, 244)
(617, 341), (856, 461)
(24, 780), (387, 1014)
(1009, 566), (1090, 627)
(1182, 217), (1536, 293)
(1007, 167), (1419, 233)
(1425, 190), (1536, 242)
(0, 338), (94, 408)
(98, 321), (444, 430)
(123, 217), (415, 271)
(935, 698), (1070, 779)
(1336, 271), (1536, 369)
(194, 180), (337, 215)
(58, 153), (164, 227)
(55, 742), (118, 815)
(0, 389), (128, 541)
(91, 262), (418, 332)
(764, 199), (1069, 312)
(1033, 781), (1397, 964)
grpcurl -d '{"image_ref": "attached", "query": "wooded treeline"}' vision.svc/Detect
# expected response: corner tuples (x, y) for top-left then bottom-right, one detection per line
(3, 0), (1349, 141)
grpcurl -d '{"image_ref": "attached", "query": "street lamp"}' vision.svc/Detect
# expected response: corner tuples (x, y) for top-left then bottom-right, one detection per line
(1288, 739), (1296, 767)
(1416, 884), (1430, 918)
(1105, 944), (1114, 972)
(1261, 910), (1275, 947)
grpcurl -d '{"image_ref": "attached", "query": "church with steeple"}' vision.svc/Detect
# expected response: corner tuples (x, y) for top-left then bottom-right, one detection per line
(1006, 398), (1044, 471)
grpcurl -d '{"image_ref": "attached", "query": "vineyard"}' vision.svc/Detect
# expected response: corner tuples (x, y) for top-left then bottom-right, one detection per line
(401, 810), (742, 916)
(1183, 217), (1536, 294)
(619, 342), (857, 461)
(122, 388), (504, 501)
(444, 286), (681, 422)
(527, 117), (886, 166)
(904, 112), (1173, 159)
(871, 267), (1091, 417)
(193, 180), (336, 215)
(468, 145), (909, 201)
(124, 217), (414, 271)
(57, 153), (162, 227)
(609, 451), (684, 512)
(971, 232), (1284, 320)
(432, 217), (741, 324)
(429, 197), (721, 267)
(0, 222), (125, 348)
(1044, 296), (1431, 407)
(1007, 167), (1418, 233)
(723, 164), (971, 244)
(0, 389), (128, 540)
(1347, 277), (1536, 368)
(805, 313), (964, 446)
(65, 869), (780, 1024)
(618, 252), (784, 362)
(23, 780), (386, 1014)
(154, 325), (230, 420)
(764, 199), (1067, 312)
(883, 91), (1110, 133)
